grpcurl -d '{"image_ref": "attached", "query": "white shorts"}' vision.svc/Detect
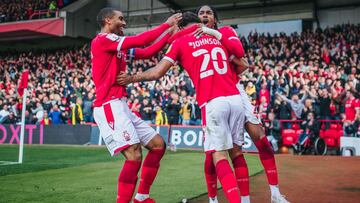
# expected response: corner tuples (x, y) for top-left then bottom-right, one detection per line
(202, 95), (246, 152)
(93, 98), (158, 156)
(237, 83), (262, 125)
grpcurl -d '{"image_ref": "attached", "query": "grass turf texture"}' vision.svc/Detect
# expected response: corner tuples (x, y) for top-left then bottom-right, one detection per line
(0, 145), (262, 203)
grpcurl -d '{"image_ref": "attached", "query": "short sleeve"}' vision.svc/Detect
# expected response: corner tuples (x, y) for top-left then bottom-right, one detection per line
(221, 26), (239, 40)
(163, 39), (180, 64)
(98, 33), (126, 52)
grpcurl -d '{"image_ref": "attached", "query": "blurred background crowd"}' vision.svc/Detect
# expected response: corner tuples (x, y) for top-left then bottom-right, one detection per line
(0, 24), (359, 136)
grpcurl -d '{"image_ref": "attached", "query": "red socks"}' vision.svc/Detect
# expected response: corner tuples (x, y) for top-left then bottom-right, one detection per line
(137, 148), (165, 194)
(117, 160), (142, 203)
(232, 154), (250, 196)
(204, 152), (218, 198)
(254, 136), (278, 185)
(216, 159), (241, 203)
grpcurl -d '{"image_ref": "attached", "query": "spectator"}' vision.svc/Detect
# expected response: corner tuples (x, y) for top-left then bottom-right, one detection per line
(344, 91), (360, 122)
(140, 97), (153, 124)
(155, 105), (168, 125)
(276, 92), (307, 119)
(264, 112), (281, 152)
(344, 112), (360, 137)
(59, 98), (71, 124)
(180, 97), (191, 125)
(301, 99), (317, 120)
(189, 97), (201, 125)
(166, 92), (181, 125)
(273, 95), (292, 128)
(318, 88), (332, 128)
(49, 104), (62, 125)
(40, 111), (51, 125)
(82, 92), (94, 123)
(296, 112), (319, 148)
(2, 111), (17, 124)
(258, 96), (269, 120)
(0, 104), (10, 123)
(71, 97), (84, 125)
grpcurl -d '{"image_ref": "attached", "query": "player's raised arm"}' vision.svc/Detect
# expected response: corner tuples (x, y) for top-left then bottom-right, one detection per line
(201, 26), (245, 58)
(116, 59), (173, 85)
(129, 28), (173, 59)
(120, 13), (182, 50)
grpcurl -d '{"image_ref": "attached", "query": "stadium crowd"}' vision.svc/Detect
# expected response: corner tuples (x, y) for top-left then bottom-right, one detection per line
(0, 24), (359, 137)
(0, 0), (75, 23)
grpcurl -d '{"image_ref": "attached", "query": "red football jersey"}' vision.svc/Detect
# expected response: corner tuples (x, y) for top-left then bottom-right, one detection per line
(218, 26), (245, 82)
(345, 98), (360, 121)
(91, 33), (128, 107)
(91, 23), (170, 107)
(164, 32), (239, 107)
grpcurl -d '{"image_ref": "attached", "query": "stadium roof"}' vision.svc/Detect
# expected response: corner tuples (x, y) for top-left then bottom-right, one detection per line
(157, 0), (360, 11)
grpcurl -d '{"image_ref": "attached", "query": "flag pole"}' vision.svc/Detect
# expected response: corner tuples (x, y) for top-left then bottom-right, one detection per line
(18, 88), (27, 164)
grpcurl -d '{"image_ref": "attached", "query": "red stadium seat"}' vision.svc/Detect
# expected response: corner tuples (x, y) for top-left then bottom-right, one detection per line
(319, 124), (343, 147)
(282, 129), (297, 146)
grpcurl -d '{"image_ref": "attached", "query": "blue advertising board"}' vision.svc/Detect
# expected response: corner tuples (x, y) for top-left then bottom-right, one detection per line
(89, 125), (257, 152)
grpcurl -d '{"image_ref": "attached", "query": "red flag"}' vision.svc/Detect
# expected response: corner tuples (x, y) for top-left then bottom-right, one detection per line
(17, 70), (29, 96)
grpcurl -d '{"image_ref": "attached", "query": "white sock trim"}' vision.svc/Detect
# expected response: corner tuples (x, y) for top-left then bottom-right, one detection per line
(135, 193), (149, 201)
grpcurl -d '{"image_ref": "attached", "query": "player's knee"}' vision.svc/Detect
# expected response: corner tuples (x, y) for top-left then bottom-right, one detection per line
(229, 144), (243, 160)
(122, 144), (142, 161)
(147, 134), (165, 150)
(212, 151), (227, 165)
(246, 123), (265, 141)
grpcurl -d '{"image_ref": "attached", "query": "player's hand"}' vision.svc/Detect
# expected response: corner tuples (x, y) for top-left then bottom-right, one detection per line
(169, 25), (180, 36)
(116, 71), (132, 86)
(165, 13), (182, 26)
(198, 25), (222, 40)
(192, 24), (203, 39)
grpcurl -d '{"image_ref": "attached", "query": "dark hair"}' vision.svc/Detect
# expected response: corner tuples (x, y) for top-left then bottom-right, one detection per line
(178, 11), (201, 28)
(195, 5), (219, 29)
(96, 7), (116, 27)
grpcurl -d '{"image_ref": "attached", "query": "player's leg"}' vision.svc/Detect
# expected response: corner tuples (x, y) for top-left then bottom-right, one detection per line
(204, 97), (241, 203)
(246, 122), (289, 202)
(129, 108), (166, 203)
(238, 83), (288, 202)
(229, 145), (250, 203)
(212, 151), (241, 203)
(246, 124), (278, 189)
(118, 144), (143, 203)
(93, 99), (143, 203)
(204, 151), (218, 203)
(134, 134), (165, 203)
(229, 94), (250, 203)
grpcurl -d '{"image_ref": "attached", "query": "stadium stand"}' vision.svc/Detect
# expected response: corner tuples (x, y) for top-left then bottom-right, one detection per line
(0, 24), (359, 151)
(0, 0), (77, 23)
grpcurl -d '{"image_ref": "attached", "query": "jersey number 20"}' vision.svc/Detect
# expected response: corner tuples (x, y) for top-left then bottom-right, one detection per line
(192, 47), (228, 79)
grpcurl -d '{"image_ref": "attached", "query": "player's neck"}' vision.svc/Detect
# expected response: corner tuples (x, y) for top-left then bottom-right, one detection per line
(182, 23), (197, 29)
(100, 28), (123, 36)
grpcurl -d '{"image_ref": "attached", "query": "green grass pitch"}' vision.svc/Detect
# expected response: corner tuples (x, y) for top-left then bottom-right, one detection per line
(0, 145), (262, 203)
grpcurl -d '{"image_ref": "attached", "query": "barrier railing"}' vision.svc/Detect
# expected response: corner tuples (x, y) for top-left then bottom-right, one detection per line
(29, 9), (59, 20)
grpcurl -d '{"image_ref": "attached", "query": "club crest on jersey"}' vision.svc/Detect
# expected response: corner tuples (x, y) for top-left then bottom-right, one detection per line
(122, 130), (131, 141)
(117, 51), (125, 59)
